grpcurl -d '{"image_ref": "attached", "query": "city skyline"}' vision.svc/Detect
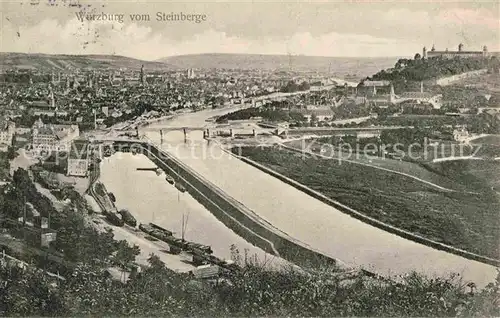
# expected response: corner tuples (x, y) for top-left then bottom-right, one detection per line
(0, 0), (499, 60)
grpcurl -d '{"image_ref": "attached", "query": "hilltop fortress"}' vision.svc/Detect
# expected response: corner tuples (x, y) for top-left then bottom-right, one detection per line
(423, 43), (500, 59)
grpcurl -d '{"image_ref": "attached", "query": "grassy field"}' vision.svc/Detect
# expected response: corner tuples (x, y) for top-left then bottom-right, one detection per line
(236, 146), (500, 259)
(425, 160), (500, 192)
(285, 139), (481, 192)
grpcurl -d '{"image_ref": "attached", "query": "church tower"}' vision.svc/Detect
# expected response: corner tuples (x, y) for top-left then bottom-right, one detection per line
(49, 86), (55, 108)
(422, 46), (427, 59)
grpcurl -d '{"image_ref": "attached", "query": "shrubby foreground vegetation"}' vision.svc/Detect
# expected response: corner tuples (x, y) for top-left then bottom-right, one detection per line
(0, 168), (499, 316)
(0, 253), (499, 316)
(0, 169), (498, 316)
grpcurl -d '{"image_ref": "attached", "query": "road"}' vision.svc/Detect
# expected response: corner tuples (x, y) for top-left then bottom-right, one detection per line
(432, 156), (484, 163)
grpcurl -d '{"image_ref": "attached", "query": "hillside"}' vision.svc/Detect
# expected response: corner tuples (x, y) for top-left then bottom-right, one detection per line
(158, 53), (396, 78)
(0, 52), (175, 71)
(450, 73), (500, 95)
(365, 56), (499, 91)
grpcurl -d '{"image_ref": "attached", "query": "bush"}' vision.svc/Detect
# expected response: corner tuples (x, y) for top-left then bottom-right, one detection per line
(1, 255), (498, 317)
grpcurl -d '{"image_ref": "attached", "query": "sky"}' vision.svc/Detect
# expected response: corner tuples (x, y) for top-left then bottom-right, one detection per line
(0, 0), (499, 60)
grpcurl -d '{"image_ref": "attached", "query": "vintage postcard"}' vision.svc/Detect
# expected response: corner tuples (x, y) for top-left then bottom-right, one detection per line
(0, 0), (499, 316)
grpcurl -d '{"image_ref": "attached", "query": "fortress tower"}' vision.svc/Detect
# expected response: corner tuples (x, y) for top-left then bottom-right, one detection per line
(425, 43), (493, 59)
(49, 86), (55, 108)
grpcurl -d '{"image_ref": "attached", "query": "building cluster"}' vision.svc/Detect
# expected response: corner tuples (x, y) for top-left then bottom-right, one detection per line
(422, 43), (499, 59)
(31, 118), (80, 152)
(361, 81), (443, 109)
(0, 65), (310, 129)
(0, 64), (350, 177)
(67, 140), (90, 177)
(28, 118), (87, 177)
(0, 119), (15, 151)
(288, 78), (446, 124)
(0, 53), (496, 176)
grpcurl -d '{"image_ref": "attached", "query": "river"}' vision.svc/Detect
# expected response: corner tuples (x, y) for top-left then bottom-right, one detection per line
(100, 151), (283, 266)
(104, 105), (497, 287)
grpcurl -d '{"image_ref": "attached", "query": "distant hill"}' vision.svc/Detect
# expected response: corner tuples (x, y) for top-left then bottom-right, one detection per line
(158, 53), (397, 79)
(0, 52), (175, 71)
(446, 73), (500, 94)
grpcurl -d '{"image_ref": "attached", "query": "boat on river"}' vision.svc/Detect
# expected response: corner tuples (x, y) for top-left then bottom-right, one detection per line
(165, 174), (175, 184)
(118, 209), (137, 227)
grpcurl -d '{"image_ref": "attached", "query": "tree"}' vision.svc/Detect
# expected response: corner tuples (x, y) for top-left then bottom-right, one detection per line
(489, 95), (499, 107)
(0, 266), (67, 316)
(112, 240), (140, 282)
(472, 95), (488, 108)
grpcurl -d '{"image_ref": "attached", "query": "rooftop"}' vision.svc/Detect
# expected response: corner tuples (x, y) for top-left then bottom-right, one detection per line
(400, 92), (437, 99)
(428, 51), (485, 55)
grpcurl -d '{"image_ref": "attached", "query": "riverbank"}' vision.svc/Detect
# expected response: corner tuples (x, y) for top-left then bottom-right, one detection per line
(232, 145), (500, 265)
(83, 151), (198, 272)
